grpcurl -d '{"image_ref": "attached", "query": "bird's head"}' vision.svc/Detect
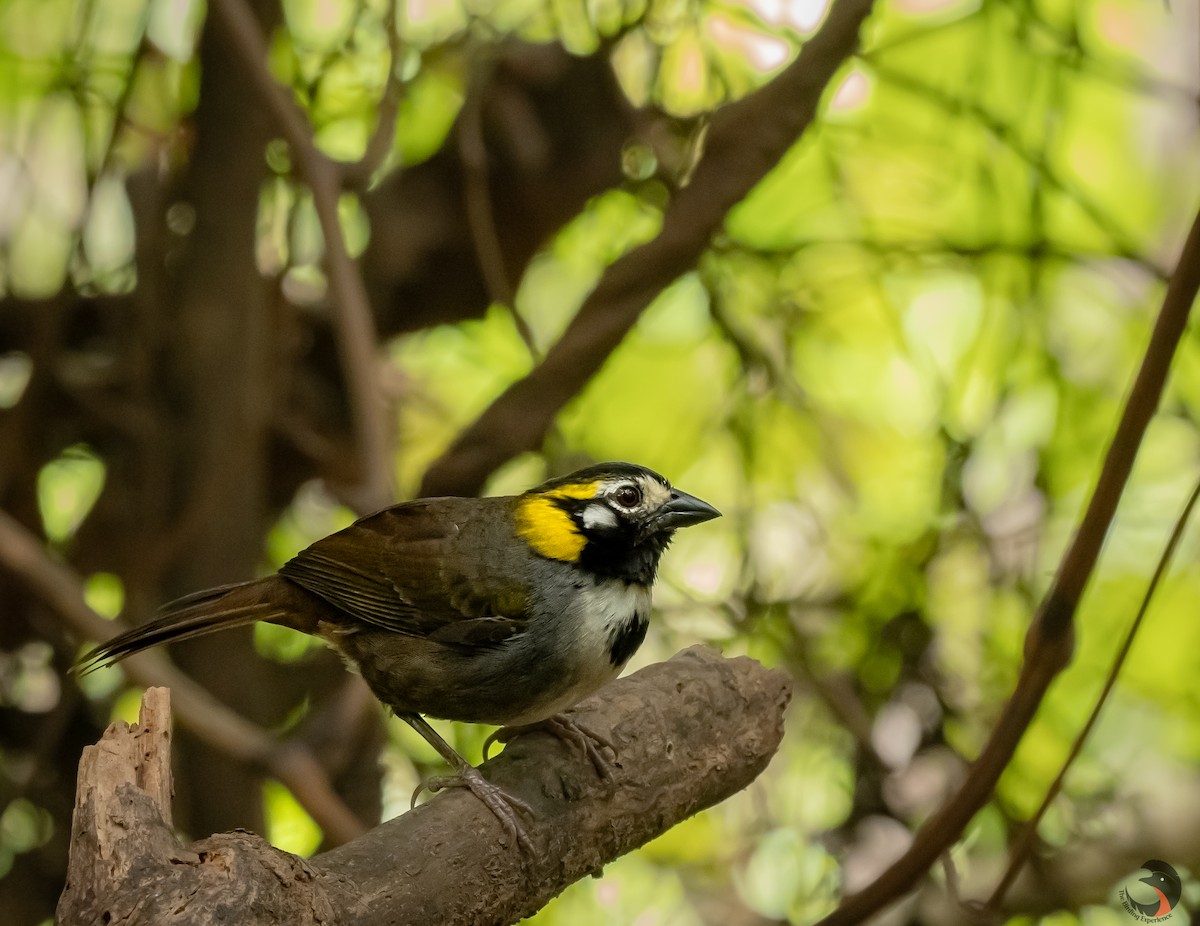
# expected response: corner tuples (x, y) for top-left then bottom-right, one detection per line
(1138, 860), (1182, 908)
(514, 462), (720, 583)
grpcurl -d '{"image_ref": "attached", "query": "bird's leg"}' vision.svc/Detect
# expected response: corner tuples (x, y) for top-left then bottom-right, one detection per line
(401, 713), (535, 853)
(484, 714), (618, 779)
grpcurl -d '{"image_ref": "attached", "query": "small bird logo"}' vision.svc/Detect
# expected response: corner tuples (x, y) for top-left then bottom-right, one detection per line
(1118, 860), (1182, 920)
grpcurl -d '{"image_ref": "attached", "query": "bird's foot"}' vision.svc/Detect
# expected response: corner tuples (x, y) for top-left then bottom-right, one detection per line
(484, 713), (618, 779)
(411, 765), (536, 853)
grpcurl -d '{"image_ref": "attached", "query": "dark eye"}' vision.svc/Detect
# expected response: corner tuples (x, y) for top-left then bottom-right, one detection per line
(613, 484), (642, 508)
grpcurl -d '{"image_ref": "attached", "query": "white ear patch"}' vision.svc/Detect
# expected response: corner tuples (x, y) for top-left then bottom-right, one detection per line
(582, 503), (619, 530)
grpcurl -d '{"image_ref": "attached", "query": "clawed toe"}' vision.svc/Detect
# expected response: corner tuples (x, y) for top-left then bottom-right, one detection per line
(405, 711), (617, 854)
(411, 767), (536, 853)
(410, 774), (455, 809)
(483, 714), (619, 780)
(545, 715), (618, 779)
(482, 726), (512, 762)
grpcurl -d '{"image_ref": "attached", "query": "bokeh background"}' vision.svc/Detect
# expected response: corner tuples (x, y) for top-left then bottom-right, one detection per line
(3, 0), (1200, 922)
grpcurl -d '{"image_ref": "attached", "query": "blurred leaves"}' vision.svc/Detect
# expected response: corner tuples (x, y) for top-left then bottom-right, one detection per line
(3, 0), (1200, 922)
(36, 445), (105, 544)
(263, 778), (323, 855)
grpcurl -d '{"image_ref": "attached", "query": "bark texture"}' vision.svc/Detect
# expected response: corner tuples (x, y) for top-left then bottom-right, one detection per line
(58, 646), (791, 925)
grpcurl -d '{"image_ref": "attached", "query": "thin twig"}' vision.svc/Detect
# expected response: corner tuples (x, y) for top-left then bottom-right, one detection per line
(815, 201), (1200, 926)
(78, 23), (153, 207)
(712, 236), (1169, 282)
(866, 61), (1163, 277)
(457, 73), (540, 356)
(0, 509), (368, 845)
(343, 1), (404, 190)
(984, 474), (1200, 912)
(207, 0), (392, 513)
(706, 284), (854, 493)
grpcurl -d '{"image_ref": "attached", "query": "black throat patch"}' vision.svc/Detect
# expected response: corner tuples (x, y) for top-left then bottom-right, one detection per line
(576, 523), (673, 586)
(608, 612), (649, 667)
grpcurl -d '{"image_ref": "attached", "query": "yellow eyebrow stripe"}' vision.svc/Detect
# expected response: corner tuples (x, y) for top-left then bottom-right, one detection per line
(543, 481), (599, 500)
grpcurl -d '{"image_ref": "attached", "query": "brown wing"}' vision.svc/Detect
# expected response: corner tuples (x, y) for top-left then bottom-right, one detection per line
(278, 497), (530, 647)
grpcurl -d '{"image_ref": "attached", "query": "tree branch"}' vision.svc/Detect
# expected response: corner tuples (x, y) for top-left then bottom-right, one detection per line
(0, 509), (368, 845)
(419, 0), (878, 497)
(58, 646), (791, 926)
(207, 0), (393, 513)
(985, 473), (1200, 910)
(815, 200), (1200, 925)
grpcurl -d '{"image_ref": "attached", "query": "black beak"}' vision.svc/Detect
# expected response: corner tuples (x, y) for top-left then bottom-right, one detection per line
(649, 489), (721, 532)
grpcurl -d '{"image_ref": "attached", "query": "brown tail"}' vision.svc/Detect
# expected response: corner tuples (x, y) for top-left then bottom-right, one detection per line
(76, 577), (291, 673)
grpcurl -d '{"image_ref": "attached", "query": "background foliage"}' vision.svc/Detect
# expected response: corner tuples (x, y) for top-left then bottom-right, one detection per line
(2, 0), (1200, 922)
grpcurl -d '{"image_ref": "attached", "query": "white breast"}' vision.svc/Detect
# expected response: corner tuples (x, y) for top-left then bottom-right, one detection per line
(510, 582), (652, 724)
(577, 581), (650, 648)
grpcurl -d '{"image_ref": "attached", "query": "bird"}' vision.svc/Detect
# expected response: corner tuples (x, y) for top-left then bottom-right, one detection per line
(77, 462), (720, 850)
(1123, 859), (1181, 919)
